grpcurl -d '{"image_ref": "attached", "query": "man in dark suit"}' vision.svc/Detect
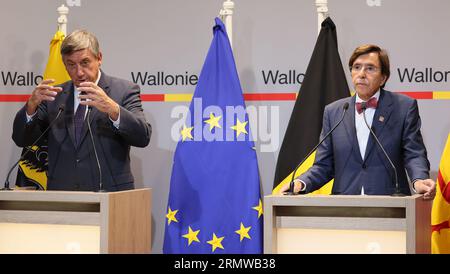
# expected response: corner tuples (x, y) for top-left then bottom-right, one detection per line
(12, 30), (151, 191)
(280, 44), (435, 199)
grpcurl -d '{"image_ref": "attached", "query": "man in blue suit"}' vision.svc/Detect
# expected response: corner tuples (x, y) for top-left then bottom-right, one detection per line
(281, 44), (436, 199)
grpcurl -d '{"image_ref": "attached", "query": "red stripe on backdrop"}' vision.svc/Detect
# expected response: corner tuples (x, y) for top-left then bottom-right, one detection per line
(398, 91), (433, 99)
(0, 94), (30, 102)
(0, 91), (437, 102)
(139, 93), (298, 102)
(243, 93), (297, 101)
(0, 94), (167, 103)
(140, 94), (165, 101)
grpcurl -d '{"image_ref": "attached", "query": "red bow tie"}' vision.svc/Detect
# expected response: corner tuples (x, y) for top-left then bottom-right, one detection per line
(356, 97), (378, 114)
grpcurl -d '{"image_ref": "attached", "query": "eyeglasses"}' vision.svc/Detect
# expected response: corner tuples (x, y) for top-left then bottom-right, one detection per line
(350, 64), (380, 74)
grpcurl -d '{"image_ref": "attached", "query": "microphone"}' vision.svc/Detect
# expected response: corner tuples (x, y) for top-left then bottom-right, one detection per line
(285, 102), (350, 195)
(2, 105), (65, 191)
(361, 104), (405, 197)
(86, 107), (105, 192)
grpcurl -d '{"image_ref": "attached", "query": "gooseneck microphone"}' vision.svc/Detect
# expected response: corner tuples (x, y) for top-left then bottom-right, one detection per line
(86, 107), (105, 192)
(285, 102), (350, 195)
(2, 105), (65, 191)
(361, 103), (404, 197)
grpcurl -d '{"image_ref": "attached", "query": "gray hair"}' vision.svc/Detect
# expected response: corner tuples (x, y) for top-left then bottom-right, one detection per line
(61, 29), (100, 57)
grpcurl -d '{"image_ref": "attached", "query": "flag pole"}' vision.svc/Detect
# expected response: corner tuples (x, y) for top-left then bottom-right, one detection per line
(57, 4), (69, 36)
(315, 0), (328, 35)
(219, 0), (234, 48)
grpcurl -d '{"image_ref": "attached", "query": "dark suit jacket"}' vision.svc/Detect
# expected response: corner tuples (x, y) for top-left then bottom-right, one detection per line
(299, 89), (430, 195)
(12, 72), (151, 191)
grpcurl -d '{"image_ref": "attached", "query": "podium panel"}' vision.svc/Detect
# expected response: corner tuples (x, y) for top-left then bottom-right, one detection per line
(277, 228), (405, 253)
(0, 188), (151, 254)
(0, 223), (100, 253)
(264, 194), (431, 254)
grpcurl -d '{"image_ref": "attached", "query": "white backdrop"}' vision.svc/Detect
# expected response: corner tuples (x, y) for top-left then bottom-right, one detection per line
(1, 0), (449, 253)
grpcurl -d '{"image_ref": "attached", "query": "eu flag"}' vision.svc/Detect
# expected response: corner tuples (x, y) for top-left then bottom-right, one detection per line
(163, 18), (263, 254)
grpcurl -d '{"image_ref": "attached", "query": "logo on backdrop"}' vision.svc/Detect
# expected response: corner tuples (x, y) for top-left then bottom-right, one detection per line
(66, 0), (81, 7)
(397, 67), (450, 83)
(131, 71), (198, 86)
(261, 70), (305, 85)
(367, 0), (381, 7)
(1, 71), (43, 86)
(129, 70), (307, 86)
(3, 67), (450, 87)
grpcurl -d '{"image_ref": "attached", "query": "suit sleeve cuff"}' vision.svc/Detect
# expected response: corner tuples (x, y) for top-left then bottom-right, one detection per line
(109, 108), (121, 129)
(26, 111), (37, 123)
(294, 178), (307, 192)
(411, 179), (423, 194)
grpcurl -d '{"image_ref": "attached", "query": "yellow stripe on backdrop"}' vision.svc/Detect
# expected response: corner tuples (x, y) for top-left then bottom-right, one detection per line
(433, 91), (450, 100)
(164, 94), (193, 102)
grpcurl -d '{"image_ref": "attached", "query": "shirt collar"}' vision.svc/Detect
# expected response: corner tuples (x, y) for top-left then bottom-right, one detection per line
(355, 89), (380, 103)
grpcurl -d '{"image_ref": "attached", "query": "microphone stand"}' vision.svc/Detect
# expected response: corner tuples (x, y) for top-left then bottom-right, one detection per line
(361, 104), (405, 197)
(86, 107), (105, 192)
(285, 103), (349, 195)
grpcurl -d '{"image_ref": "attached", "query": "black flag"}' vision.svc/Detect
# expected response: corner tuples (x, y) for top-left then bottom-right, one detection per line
(273, 17), (350, 192)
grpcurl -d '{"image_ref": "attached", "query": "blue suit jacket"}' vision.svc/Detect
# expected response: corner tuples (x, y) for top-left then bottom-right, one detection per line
(12, 72), (152, 191)
(299, 89), (430, 195)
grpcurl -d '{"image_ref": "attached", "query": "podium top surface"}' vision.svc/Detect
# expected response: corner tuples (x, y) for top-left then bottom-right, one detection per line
(265, 194), (424, 208)
(0, 188), (151, 203)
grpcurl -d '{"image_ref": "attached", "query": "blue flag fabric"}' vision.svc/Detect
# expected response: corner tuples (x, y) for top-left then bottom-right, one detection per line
(163, 18), (263, 254)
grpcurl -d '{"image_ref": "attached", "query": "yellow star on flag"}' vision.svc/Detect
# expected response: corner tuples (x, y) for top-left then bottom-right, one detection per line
(235, 223), (252, 242)
(166, 207), (179, 225)
(230, 119), (248, 137)
(182, 226), (200, 246)
(204, 113), (222, 131)
(180, 125), (194, 142)
(252, 199), (263, 218)
(207, 233), (225, 252)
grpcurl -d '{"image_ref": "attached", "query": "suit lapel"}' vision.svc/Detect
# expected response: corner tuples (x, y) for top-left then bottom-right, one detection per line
(363, 89), (393, 161)
(78, 72), (110, 146)
(343, 96), (364, 162)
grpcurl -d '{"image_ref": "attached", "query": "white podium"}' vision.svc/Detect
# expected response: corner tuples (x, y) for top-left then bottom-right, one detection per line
(264, 194), (431, 254)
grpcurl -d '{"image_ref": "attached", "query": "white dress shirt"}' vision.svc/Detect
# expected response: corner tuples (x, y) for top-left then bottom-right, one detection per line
(74, 70), (101, 118)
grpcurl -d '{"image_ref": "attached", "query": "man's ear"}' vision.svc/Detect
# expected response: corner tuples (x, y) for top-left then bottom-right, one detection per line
(381, 75), (387, 86)
(97, 52), (103, 66)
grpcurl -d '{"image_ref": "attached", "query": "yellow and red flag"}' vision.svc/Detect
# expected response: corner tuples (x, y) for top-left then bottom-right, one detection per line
(15, 30), (70, 190)
(43, 30), (71, 85)
(431, 134), (450, 253)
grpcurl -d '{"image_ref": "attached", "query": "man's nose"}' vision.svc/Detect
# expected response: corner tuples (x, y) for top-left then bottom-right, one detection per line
(356, 70), (367, 78)
(76, 65), (84, 77)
